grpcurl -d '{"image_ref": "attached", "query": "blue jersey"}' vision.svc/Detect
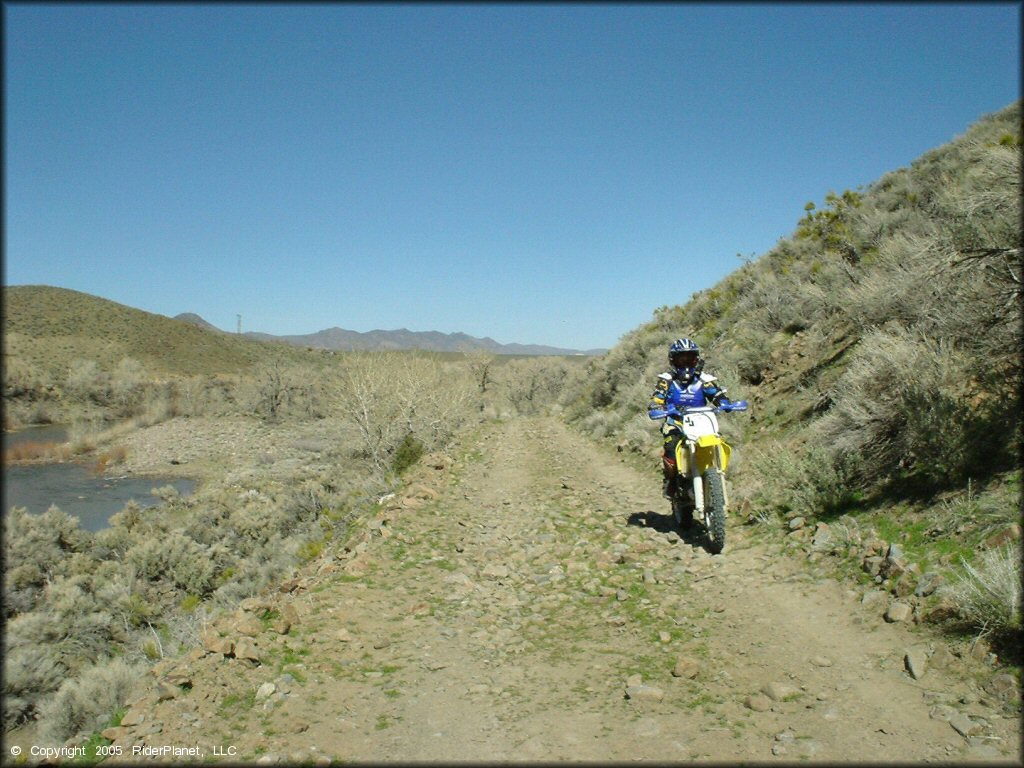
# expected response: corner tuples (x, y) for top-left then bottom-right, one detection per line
(648, 371), (728, 429)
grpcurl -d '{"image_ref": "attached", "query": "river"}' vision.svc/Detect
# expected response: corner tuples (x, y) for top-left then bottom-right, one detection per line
(3, 425), (196, 533)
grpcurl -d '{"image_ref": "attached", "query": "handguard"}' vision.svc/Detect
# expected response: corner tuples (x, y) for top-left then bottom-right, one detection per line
(649, 407), (682, 420)
(718, 400), (748, 412)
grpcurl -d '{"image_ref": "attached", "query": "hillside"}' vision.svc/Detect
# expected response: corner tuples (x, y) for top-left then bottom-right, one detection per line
(562, 101), (1020, 476)
(559, 101), (1021, 655)
(2, 286), (323, 380)
(173, 313), (223, 334)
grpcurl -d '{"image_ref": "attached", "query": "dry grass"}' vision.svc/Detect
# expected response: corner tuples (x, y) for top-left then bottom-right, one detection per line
(947, 543), (1022, 641)
(2, 441), (73, 464)
(91, 445), (129, 474)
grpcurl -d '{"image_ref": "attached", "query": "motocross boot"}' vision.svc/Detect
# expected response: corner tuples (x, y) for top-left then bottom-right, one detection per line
(661, 456), (678, 499)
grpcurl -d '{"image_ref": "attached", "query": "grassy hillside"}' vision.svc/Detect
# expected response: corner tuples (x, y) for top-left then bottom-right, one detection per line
(561, 102), (1021, 643)
(2, 285), (315, 379)
(564, 101), (1020, 466)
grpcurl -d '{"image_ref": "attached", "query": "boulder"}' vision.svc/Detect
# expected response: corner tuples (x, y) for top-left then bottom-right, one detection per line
(811, 523), (832, 549)
(255, 682), (277, 702)
(914, 572), (944, 597)
(234, 637), (262, 665)
(235, 615), (264, 637)
(672, 657), (700, 679)
(862, 556), (885, 577)
(625, 684), (665, 703)
(928, 645), (957, 670)
(949, 714), (982, 738)
(119, 709), (146, 727)
(983, 673), (1020, 704)
(204, 634), (235, 657)
(884, 601), (913, 623)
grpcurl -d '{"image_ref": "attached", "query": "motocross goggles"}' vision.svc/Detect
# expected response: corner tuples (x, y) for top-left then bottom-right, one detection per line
(670, 351), (700, 369)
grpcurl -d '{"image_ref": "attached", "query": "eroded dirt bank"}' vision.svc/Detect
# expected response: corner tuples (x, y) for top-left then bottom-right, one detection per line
(102, 416), (1020, 763)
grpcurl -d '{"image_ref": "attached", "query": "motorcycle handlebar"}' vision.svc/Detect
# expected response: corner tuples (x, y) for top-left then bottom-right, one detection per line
(662, 401), (748, 418)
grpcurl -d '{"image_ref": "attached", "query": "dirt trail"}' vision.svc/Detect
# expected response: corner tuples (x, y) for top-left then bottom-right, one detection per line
(107, 416), (1020, 764)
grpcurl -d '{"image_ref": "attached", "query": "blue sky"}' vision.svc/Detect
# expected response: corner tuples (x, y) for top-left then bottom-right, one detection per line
(4, 3), (1019, 351)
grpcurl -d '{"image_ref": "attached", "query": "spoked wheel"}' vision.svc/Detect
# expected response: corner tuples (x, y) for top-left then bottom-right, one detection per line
(703, 469), (727, 554)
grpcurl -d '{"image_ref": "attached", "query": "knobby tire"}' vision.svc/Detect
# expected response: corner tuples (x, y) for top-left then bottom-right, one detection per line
(704, 469), (726, 554)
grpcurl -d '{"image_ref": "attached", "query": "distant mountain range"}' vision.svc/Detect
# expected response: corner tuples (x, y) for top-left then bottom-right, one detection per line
(173, 314), (606, 356)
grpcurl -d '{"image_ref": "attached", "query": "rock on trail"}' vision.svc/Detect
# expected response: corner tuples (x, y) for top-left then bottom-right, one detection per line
(105, 416), (1020, 763)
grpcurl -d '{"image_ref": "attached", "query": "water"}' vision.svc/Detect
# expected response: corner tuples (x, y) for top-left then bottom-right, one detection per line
(3, 464), (196, 533)
(3, 424), (70, 449)
(3, 425), (195, 533)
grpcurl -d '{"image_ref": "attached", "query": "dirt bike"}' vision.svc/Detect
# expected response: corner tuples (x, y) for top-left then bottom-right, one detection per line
(668, 401), (747, 554)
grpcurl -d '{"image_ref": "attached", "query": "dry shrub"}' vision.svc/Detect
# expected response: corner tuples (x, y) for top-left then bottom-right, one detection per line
(816, 327), (977, 486)
(92, 444), (129, 473)
(502, 357), (572, 415)
(330, 352), (474, 472)
(946, 543), (1021, 642)
(745, 439), (860, 520)
(2, 440), (72, 464)
(125, 532), (216, 597)
(64, 359), (110, 404)
(3, 625), (65, 728)
(36, 658), (143, 743)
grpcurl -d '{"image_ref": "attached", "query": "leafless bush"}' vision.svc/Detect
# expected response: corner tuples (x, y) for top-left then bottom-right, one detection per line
(330, 353), (474, 473)
(65, 359), (110, 404)
(502, 358), (572, 415)
(245, 360), (324, 421)
(110, 357), (145, 417)
(2, 356), (49, 400)
(465, 350), (497, 400)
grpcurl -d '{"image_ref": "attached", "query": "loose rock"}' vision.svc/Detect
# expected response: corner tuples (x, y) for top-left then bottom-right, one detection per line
(884, 601), (913, 623)
(904, 647), (929, 680)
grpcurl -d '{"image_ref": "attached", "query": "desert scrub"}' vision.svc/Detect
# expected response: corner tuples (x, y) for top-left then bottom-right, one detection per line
(391, 433), (424, 475)
(744, 439), (862, 521)
(945, 542), (1021, 643)
(815, 327), (998, 489)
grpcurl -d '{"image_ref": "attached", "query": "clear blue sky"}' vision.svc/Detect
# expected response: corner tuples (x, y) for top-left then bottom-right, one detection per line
(4, 3), (1019, 351)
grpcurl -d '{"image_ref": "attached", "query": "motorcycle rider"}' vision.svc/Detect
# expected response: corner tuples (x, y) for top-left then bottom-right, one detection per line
(648, 338), (738, 499)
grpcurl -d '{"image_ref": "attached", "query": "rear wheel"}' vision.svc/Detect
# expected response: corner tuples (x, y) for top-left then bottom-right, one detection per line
(703, 470), (726, 554)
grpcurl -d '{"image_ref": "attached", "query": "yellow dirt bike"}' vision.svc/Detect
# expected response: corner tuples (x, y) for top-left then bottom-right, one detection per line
(669, 402), (747, 554)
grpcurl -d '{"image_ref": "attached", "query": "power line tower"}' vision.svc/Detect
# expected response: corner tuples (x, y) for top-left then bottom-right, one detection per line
(237, 315), (242, 334)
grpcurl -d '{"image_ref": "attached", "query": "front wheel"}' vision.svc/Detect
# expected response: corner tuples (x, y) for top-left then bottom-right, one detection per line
(703, 469), (727, 554)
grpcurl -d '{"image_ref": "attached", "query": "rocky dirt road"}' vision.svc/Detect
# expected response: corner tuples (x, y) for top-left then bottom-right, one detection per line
(106, 416), (1020, 764)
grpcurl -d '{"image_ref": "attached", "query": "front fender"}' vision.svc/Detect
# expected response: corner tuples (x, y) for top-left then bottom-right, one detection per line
(693, 435), (731, 473)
